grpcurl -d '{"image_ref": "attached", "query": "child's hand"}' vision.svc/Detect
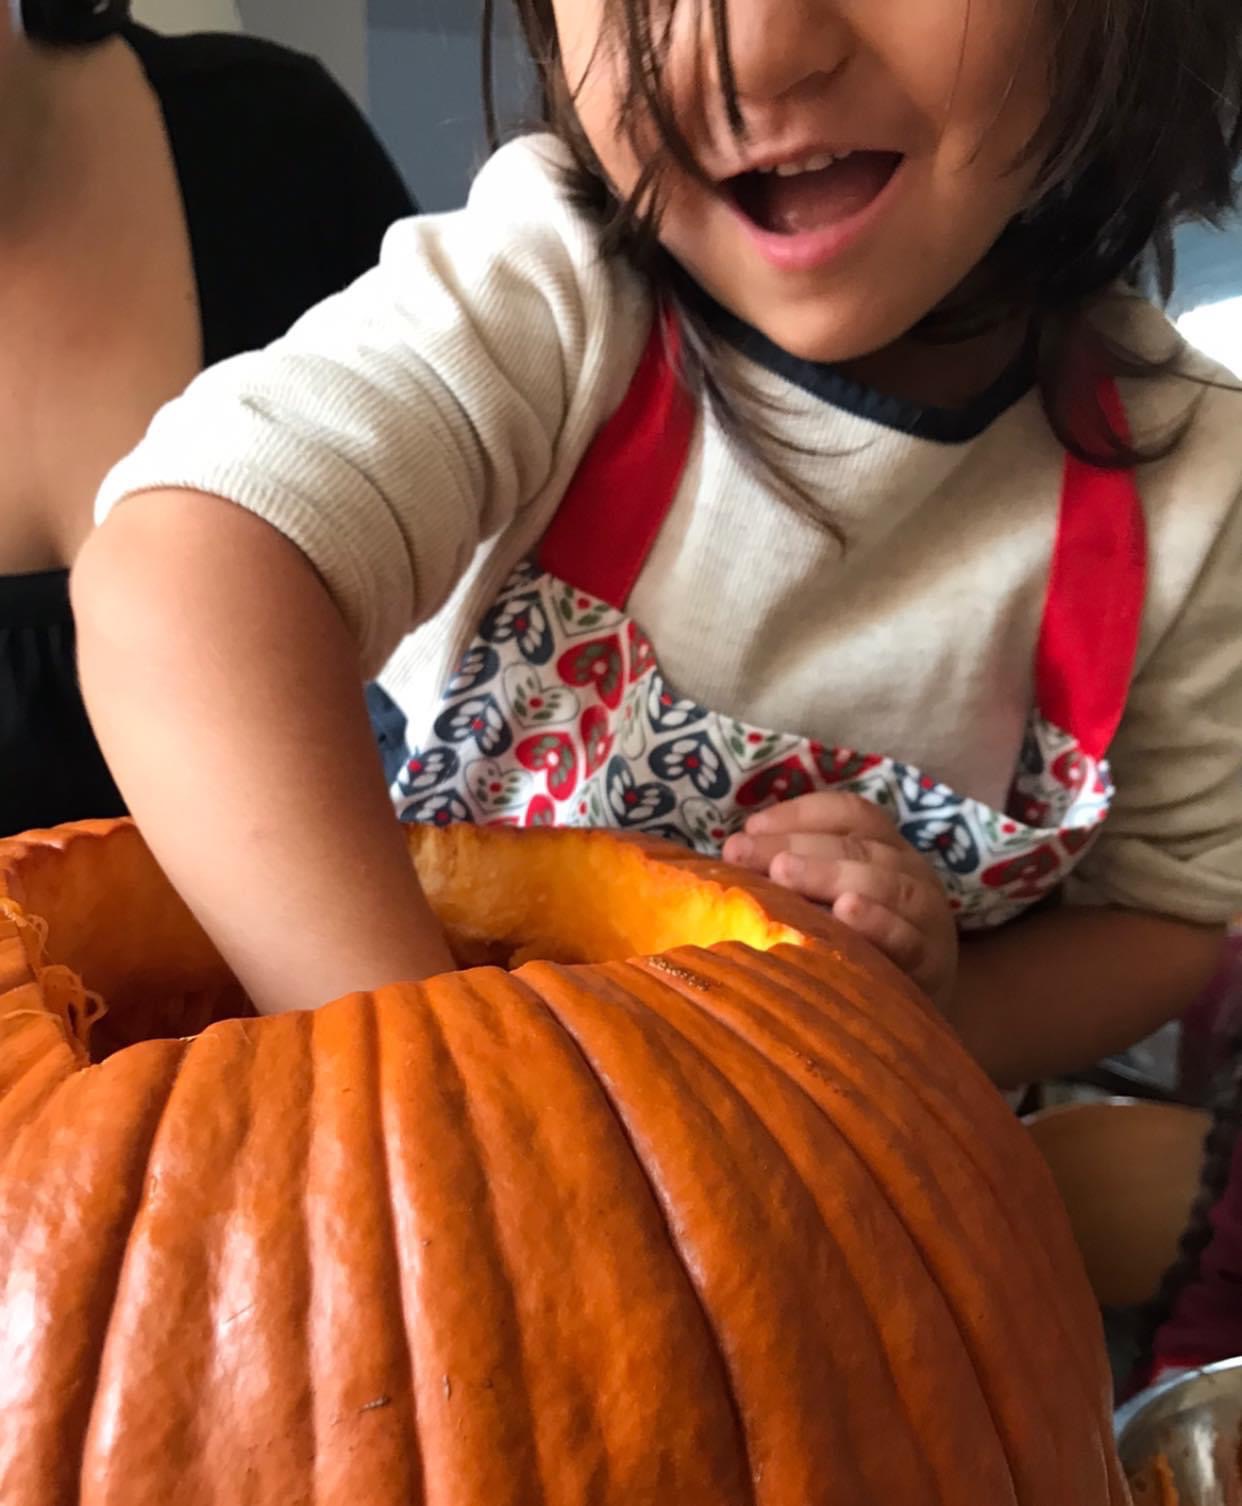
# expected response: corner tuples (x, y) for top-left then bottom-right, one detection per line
(722, 793), (958, 1008)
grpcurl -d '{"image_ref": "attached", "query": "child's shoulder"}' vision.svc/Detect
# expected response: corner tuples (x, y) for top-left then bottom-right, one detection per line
(1094, 294), (1242, 619)
(376, 133), (649, 339)
(1099, 292), (1242, 462)
(456, 134), (621, 254)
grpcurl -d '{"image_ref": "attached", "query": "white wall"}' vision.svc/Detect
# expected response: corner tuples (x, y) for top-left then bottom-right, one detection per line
(1172, 203), (1242, 375)
(131, 1), (368, 107)
(239, 1), (368, 106)
(130, 0), (241, 30)
(1178, 296), (1242, 377)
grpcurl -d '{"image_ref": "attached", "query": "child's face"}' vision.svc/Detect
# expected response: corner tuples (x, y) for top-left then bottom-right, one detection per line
(553, 0), (1052, 364)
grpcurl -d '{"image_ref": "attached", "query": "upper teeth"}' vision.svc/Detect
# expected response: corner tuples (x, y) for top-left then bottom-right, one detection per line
(762, 151), (846, 177)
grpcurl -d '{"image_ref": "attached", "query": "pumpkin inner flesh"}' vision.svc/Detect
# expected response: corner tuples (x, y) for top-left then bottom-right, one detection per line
(3, 825), (810, 1056)
(412, 826), (808, 969)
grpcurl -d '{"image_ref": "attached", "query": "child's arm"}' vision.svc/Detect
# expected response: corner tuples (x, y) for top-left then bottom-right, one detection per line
(947, 907), (1224, 1088)
(68, 141), (645, 1012)
(73, 493), (455, 1014)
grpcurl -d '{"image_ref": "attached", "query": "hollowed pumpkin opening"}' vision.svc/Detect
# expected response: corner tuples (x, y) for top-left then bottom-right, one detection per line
(413, 824), (809, 967)
(0, 822), (813, 1060)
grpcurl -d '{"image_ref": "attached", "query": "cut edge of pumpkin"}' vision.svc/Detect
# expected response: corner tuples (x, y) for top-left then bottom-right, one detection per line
(0, 898), (99, 1063)
(403, 822), (831, 968)
(0, 820), (843, 1057)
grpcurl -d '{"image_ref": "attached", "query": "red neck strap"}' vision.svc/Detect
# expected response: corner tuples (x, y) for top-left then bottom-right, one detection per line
(538, 314), (695, 610)
(540, 315), (1146, 760)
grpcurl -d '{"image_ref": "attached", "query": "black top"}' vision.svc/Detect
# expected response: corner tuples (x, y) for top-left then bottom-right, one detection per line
(0, 24), (415, 836)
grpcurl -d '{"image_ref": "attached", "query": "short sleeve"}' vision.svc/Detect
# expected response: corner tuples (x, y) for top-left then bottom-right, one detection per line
(95, 137), (649, 678)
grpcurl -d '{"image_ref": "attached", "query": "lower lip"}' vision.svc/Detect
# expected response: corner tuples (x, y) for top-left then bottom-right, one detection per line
(727, 158), (907, 274)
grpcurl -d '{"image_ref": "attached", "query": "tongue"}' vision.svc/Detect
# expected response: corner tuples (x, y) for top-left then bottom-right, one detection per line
(743, 152), (900, 235)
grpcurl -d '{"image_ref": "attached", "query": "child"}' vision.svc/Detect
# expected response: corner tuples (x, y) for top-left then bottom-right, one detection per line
(71, 0), (1242, 1087)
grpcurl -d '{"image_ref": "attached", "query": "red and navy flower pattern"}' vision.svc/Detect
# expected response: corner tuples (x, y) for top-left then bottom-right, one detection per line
(388, 560), (1113, 930)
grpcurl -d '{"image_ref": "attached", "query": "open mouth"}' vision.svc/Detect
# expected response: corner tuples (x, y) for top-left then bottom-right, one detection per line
(727, 151), (904, 237)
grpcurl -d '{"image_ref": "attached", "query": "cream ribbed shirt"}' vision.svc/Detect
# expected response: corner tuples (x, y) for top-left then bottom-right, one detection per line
(97, 136), (1242, 924)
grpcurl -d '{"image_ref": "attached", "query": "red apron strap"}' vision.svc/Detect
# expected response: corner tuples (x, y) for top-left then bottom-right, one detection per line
(538, 312), (696, 610)
(1035, 379), (1146, 761)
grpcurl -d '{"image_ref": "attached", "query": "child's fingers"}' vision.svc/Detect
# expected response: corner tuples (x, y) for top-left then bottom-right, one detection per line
(831, 892), (929, 979)
(768, 852), (942, 932)
(744, 792), (898, 844)
(732, 840), (958, 1007)
(723, 830), (906, 876)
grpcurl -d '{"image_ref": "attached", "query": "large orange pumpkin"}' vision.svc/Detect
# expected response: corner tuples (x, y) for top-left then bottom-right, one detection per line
(0, 819), (1129, 1506)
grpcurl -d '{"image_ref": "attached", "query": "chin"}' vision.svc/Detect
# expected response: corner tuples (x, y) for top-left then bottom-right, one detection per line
(740, 303), (904, 368)
(671, 237), (937, 369)
(681, 260), (919, 369)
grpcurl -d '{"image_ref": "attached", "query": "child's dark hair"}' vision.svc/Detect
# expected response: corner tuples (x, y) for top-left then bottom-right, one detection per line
(484, 0), (1241, 500)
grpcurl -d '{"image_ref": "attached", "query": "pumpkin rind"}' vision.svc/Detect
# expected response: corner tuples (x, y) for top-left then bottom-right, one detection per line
(0, 819), (1130, 1505)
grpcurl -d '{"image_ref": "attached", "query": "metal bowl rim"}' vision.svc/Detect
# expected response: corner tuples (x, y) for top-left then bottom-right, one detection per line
(1115, 1355), (1242, 1440)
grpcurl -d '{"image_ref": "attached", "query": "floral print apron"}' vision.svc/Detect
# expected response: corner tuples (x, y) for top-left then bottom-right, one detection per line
(371, 321), (1145, 932)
